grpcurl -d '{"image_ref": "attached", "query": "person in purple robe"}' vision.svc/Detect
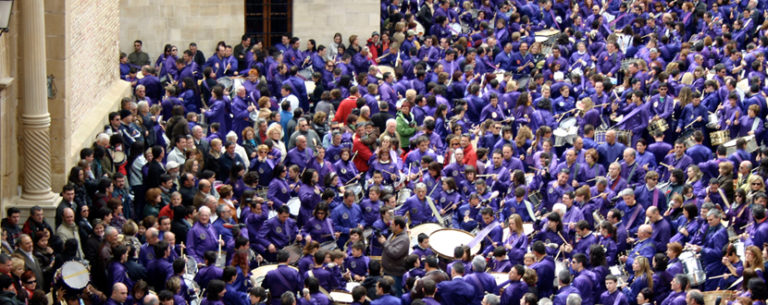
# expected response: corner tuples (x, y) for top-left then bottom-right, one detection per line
(255, 206), (301, 262)
(689, 209), (728, 291)
(302, 203), (337, 244)
(530, 240), (556, 298)
(204, 86), (232, 139)
(297, 169), (322, 226)
(396, 183), (437, 226)
(660, 141), (693, 181)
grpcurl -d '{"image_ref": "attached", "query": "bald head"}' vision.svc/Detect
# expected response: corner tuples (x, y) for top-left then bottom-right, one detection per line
(638, 224), (653, 238)
(62, 207), (75, 225)
(112, 283), (128, 302)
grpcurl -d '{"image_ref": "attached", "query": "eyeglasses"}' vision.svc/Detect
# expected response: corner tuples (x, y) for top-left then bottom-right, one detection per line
(25, 280), (36, 284)
(752, 183), (761, 186)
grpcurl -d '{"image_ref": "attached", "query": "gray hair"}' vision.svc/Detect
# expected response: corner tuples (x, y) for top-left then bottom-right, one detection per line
(566, 294), (582, 305)
(105, 226), (118, 237)
(415, 183), (427, 191)
(472, 255), (486, 272)
(204, 195), (217, 205)
(199, 205), (211, 215)
(595, 177), (607, 186)
(484, 294), (500, 305)
(687, 290), (704, 305)
(620, 188), (634, 197)
(706, 209), (722, 219)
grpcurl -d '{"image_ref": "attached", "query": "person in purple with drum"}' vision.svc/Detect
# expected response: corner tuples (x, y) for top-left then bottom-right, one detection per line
(529, 240), (556, 298)
(297, 169), (322, 227)
(255, 206), (301, 262)
(302, 203), (337, 244)
(360, 186), (383, 227)
(396, 183), (437, 226)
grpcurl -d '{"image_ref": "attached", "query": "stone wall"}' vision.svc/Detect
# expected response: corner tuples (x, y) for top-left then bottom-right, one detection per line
(119, 0), (244, 63)
(292, 0), (380, 46)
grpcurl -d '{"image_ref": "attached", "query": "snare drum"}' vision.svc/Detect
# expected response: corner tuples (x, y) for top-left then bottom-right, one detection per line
(724, 135), (758, 155)
(428, 228), (482, 260)
(286, 197), (301, 217)
(523, 223), (534, 236)
(647, 118), (669, 134)
(330, 290), (355, 305)
(553, 128), (570, 147)
(409, 223), (443, 252)
(305, 81), (316, 94)
(397, 188), (413, 206)
(734, 241), (746, 262)
(320, 241), (338, 251)
(250, 265), (299, 288)
(448, 23), (463, 35)
(680, 251), (706, 286)
(347, 183), (363, 201)
(710, 130), (730, 146)
(345, 281), (361, 292)
(60, 261), (90, 290)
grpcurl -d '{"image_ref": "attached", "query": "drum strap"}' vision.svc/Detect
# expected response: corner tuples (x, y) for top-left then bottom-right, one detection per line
(273, 266), (295, 291)
(308, 269), (333, 299)
(325, 218), (337, 241)
(613, 292), (625, 305)
(425, 197), (445, 225)
(468, 221), (500, 248)
(652, 188), (659, 207)
(523, 200), (536, 222)
(627, 163), (637, 185)
(752, 118), (761, 132)
(571, 162), (580, 182)
(626, 205), (642, 230)
(718, 188), (731, 209)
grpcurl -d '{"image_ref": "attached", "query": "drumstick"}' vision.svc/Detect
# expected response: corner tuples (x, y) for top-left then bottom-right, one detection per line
(684, 119), (697, 130)
(659, 162), (673, 169)
(557, 231), (571, 246)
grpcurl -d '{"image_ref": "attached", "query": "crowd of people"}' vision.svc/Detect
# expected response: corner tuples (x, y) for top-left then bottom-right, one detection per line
(4, 0), (768, 304)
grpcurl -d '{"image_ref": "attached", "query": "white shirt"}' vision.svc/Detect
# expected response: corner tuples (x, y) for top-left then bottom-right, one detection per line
(282, 94), (300, 112)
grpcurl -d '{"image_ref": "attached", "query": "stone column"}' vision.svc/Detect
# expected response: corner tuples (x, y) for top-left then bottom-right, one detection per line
(17, 0), (59, 206)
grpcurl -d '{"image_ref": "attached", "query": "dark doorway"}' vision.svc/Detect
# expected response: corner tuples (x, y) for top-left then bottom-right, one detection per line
(245, 0), (292, 48)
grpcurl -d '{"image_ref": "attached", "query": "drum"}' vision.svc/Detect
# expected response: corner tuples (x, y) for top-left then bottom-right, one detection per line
(559, 117), (577, 130)
(523, 223), (534, 236)
(703, 290), (736, 305)
(734, 241), (746, 262)
(286, 197), (301, 217)
(706, 112), (720, 129)
(448, 23), (463, 35)
(680, 251), (707, 286)
(61, 261), (90, 290)
(305, 80), (316, 94)
(298, 68), (313, 80)
(535, 29), (559, 43)
(595, 129), (607, 144)
(553, 128), (577, 147)
(217, 77), (234, 90)
(285, 244), (303, 265)
(527, 191), (543, 210)
(250, 265), (299, 287)
(183, 275), (201, 305)
(609, 265), (627, 286)
(345, 281), (361, 292)
(414, 21), (425, 36)
(347, 183), (363, 201)
(554, 260), (568, 286)
(112, 150), (126, 165)
(320, 241), (338, 251)
(397, 188), (413, 206)
(330, 290), (355, 305)
(647, 118), (669, 134)
(428, 228), (482, 260)
(490, 272), (509, 286)
(724, 135), (758, 155)
(409, 223), (443, 251)
(737, 79), (750, 93)
(185, 255), (198, 276)
(377, 65), (396, 79)
(710, 130), (730, 146)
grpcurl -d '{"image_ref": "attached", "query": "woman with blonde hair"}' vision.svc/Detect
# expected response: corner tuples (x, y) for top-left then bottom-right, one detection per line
(624, 256), (654, 302)
(266, 123), (287, 162)
(578, 97), (601, 130)
(744, 245), (764, 279)
(505, 214), (529, 265)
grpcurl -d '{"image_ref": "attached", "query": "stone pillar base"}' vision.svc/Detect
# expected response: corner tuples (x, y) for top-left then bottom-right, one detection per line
(13, 192), (60, 219)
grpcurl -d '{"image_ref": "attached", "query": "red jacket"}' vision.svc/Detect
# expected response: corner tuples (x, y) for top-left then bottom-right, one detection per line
(333, 96), (358, 123)
(353, 134), (373, 172)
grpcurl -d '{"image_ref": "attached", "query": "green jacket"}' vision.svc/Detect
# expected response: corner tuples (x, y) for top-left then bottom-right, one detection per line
(396, 111), (418, 149)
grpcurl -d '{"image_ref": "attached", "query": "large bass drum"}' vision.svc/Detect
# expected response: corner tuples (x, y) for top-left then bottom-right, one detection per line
(428, 228), (482, 260)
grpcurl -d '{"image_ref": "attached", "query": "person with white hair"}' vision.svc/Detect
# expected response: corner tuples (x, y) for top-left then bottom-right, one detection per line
(465, 255), (499, 305)
(186, 206), (224, 262)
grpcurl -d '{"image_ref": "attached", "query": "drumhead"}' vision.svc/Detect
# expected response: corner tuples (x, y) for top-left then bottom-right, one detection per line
(428, 228), (481, 258)
(409, 223), (443, 251)
(61, 261), (90, 289)
(287, 197), (301, 217)
(330, 291), (354, 303)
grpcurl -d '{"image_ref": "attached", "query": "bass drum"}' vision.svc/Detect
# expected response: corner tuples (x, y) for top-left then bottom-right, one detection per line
(286, 197), (301, 217)
(250, 264), (299, 288)
(428, 228), (482, 260)
(409, 223), (443, 252)
(680, 251), (706, 286)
